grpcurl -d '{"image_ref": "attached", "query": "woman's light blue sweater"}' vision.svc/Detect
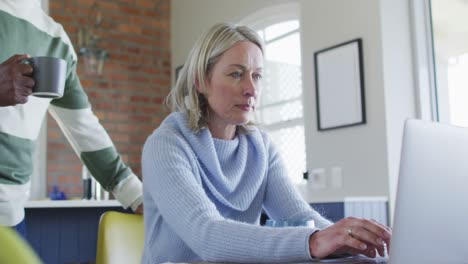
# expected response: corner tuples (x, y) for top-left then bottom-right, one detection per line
(141, 112), (332, 264)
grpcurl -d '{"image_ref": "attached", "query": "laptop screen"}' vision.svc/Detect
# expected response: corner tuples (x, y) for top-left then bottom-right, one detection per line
(390, 119), (468, 263)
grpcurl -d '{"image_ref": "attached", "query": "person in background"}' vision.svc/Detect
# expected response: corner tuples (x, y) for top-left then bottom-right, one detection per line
(141, 22), (391, 264)
(0, 0), (143, 237)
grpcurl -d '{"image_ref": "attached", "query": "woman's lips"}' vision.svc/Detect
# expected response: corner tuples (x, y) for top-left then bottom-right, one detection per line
(236, 98), (255, 111)
(237, 104), (253, 111)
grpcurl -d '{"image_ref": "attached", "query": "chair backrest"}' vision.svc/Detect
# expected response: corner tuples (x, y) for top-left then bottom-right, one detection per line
(96, 211), (144, 264)
(0, 226), (43, 264)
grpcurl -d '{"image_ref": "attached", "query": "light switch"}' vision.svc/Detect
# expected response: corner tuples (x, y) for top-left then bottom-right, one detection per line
(331, 166), (343, 188)
(309, 168), (326, 189)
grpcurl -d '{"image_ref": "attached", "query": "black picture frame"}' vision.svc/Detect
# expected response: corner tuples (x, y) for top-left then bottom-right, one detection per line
(314, 38), (366, 131)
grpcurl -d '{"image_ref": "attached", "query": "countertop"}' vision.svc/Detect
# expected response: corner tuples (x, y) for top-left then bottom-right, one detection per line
(25, 199), (120, 208)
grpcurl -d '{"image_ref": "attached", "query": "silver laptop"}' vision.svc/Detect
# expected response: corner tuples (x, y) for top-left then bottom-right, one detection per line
(390, 119), (468, 264)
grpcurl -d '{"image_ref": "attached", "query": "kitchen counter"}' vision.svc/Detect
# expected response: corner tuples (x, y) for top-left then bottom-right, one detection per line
(25, 199), (120, 208)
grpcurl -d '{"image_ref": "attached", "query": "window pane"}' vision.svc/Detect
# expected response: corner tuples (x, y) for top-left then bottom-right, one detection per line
(259, 32), (302, 122)
(431, 0), (468, 126)
(256, 99), (302, 125)
(265, 20), (299, 41)
(265, 32), (301, 65)
(260, 60), (302, 106)
(446, 54), (468, 126)
(268, 125), (306, 184)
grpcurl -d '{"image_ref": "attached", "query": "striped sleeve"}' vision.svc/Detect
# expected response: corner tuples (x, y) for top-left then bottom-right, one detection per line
(48, 105), (142, 210)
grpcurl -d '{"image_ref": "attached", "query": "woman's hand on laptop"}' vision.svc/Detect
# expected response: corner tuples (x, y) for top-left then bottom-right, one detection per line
(308, 217), (392, 259)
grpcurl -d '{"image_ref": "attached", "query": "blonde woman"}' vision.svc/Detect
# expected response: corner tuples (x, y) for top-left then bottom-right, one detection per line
(142, 22), (391, 264)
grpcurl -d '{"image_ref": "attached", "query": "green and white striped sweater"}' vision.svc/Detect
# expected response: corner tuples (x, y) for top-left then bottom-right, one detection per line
(0, 0), (142, 226)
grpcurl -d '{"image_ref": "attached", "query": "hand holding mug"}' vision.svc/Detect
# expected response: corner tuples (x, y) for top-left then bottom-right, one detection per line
(22, 56), (67, 99)
(0, 54), (35, 106)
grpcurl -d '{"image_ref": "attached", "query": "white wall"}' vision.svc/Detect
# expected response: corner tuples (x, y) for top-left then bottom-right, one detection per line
(299, 0), (389, 202)
(171, 0), (417, 213)
(30, 0), (49, 199)
(379, 0), (417, 219)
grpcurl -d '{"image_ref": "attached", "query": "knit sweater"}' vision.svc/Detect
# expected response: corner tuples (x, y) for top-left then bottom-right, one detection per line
(0, 0), (142, 226)
(141, 112), (332, 264)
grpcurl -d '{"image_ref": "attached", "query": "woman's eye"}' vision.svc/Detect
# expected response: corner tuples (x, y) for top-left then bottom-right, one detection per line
(231, 72), (242, 79)
(253, 73), (262, 80)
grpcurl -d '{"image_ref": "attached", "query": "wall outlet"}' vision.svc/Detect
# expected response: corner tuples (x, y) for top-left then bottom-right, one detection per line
(309, 168), (326, 189)
(330, 166), (343, 189)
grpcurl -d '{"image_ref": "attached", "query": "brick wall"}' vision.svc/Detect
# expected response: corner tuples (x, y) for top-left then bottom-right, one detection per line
(47, 0), (171, 198)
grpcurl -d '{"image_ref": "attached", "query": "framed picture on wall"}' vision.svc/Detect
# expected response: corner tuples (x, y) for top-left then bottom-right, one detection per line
(314, 38), (366, 131)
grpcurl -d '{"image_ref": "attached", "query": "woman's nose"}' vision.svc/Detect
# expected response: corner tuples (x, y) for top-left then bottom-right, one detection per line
(242, 75), (258, 97)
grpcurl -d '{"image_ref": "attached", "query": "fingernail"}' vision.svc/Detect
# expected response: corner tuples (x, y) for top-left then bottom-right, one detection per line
(361, 244), (367, 250)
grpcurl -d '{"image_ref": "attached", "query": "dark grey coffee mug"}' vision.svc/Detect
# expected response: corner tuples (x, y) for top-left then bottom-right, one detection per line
(24, 56), (67, 99)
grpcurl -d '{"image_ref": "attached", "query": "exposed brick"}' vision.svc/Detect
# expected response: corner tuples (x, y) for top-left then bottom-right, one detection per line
(135, 0), (156, 9)
(68, 186), (84, 198)
(117, 24), (142, 34)
(98, 2), (119, 12)
(47, 0), (171, 198)
(119, 6), (141, 16)
(58, 175), (82, 184)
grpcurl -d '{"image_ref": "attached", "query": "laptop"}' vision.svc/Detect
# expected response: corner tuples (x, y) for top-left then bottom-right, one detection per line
(389, 119), (468, 263)
(301, 119), (468, 264)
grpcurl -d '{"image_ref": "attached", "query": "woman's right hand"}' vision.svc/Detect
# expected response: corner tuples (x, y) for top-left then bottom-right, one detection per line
(308, 217), (391, 259)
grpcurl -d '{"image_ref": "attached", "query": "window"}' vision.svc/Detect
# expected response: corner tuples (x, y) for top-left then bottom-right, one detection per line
(430, 0), (468, 127)
(241, 4), (306, 184)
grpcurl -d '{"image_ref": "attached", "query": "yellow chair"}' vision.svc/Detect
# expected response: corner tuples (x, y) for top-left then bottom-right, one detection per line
(0, 226), (43, 264)
(96, 211), (144, 264)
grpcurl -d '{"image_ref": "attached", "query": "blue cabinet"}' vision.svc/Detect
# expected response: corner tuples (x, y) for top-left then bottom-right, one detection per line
(25, 201), (128, 264)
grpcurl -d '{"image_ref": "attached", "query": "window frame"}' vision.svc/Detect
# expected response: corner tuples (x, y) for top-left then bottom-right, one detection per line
(240, 3), (307, 184)
(410, 0), (439, 121)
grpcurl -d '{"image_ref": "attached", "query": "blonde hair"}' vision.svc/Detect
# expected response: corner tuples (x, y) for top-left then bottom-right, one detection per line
(167, 22), (264, 132)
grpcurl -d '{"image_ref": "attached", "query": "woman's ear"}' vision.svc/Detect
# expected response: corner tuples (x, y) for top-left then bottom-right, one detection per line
(195, 72), (210, 94)
(194, 78), (202, 93)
